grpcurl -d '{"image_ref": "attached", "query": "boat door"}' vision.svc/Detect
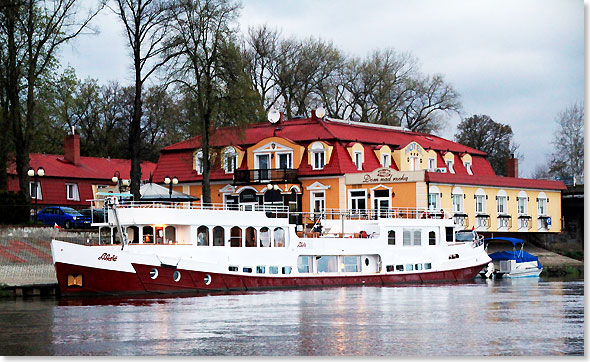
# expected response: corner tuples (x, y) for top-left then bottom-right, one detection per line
(361, 255), (381, 273)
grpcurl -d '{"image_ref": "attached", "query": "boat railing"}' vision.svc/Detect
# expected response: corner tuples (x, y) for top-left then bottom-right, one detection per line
(299, 208), (452, 222)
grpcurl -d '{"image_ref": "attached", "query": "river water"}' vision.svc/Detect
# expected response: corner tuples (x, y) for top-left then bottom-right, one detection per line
(0, 278), (583, 356)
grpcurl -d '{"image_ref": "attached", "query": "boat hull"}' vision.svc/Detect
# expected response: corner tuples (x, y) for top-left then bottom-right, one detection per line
(55, 261), (489, 297)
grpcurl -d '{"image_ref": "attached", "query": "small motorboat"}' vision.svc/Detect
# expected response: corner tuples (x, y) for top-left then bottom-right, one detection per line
(483, 237), (543, 278)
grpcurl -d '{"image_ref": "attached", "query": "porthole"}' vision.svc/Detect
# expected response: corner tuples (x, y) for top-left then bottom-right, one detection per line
(173, 271), (181, 282)
(365, 258), (370, 266)
(204, 274), (212, 285)
(150, 268), (158, 280)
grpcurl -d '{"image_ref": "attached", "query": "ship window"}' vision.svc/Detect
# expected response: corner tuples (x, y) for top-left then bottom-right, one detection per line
(445, 227), (454, 242)
(243, 267), (252, 273)
(165, 226), (176, 244)
(256, 266), (265, 274)
(403, 229), (422, 246)
(230, 227), (242, 247)
(342, 256), (361, 273)
(396, 265), (404, 272)
(282, 266), (292, 274)
(245, 227), (257, 247)
(213, 226), (225, 246)
(388, 230), (396, 245)
(269, 266), (279, 274)
(274, 227), (285, 247)
(228, 266), (238, 272)
(405, 264), (414, 271)
(149, 268), (158, 279)
(317, 255), (338, 273)
(143, 226), (154, 243)
(197, 226), (209, 246)
(429, 231), (436, 245)
(297, 256), (312, 273)
(386, 265), (394, 272)
(424, 263), (432, 270)
(415, 264), (423, 270)
(260, 227), (270, 247)
(173, 271), (181, 282)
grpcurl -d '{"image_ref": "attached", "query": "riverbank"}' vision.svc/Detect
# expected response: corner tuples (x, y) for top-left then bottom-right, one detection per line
(0, 228), (584, 297)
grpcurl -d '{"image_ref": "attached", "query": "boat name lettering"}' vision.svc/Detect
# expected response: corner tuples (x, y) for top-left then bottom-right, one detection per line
(98, 253), (117, 262)
(297, 241), (307, 248)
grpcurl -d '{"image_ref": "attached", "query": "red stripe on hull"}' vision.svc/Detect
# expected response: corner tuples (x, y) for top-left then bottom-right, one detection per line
(55, 262), (487, 296)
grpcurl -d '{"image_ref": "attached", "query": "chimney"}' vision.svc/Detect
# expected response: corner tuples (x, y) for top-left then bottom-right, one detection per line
(506, 153), (518, 178)
(64, 131), (80, 166)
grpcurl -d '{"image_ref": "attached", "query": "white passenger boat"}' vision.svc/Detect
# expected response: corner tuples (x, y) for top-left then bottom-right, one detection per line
(485, 237), (543, 278)
(51, 196), (491, 296)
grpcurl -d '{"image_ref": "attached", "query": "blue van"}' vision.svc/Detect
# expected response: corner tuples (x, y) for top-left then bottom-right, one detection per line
(36, 206), (91, 229)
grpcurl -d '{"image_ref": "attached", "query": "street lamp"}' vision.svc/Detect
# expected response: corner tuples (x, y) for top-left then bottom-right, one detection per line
(112, 171), (130, 191)
(27, 166), (45, 221)
(164, 176), (178, 198)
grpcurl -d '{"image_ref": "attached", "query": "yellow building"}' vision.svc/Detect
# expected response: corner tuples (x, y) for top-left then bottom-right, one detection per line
(153, 115), (565, 236)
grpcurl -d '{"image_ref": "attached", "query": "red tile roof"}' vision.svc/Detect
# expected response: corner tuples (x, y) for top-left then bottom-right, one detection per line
(425, 172), (566, 190)
(8, 153), (156, 181)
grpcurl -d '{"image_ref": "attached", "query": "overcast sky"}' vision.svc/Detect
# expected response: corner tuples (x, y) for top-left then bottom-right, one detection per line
(61, 0), (584, 177)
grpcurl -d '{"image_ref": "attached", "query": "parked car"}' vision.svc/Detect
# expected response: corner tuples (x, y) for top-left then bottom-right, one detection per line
(80, 208), (107, 224)
(36, 206), (91, 229)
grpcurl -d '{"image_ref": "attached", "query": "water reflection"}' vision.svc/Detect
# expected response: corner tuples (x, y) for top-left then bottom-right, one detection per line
(0, 279), (583, 356)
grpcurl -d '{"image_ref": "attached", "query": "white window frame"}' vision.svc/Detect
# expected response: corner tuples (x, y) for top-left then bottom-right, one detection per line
(403, 229), (422, 246)
(222, 147), (238, 174)
(381, 153), (390, 168)
(348, 189), (367, 212)
(311, 191), (326, 213)
(409, 156), (418, 171)
(65, 183), (80, 201)
(517, 191), (528, 215)
(537, 194), (548, 216)
(195, 150), (203, 175)
(446, 160), (455, 174)
(310, 142), (326, 170)
(276, 152), (293, 169)
(452, 193), (463, 213)
(428, 158), (436, 171)
(464, 161), (472, 175)
(29, 181), (42, 200)
(475, 189), (486, 215)
(496, 191), (507, 215)
(354, 151), (363, 170)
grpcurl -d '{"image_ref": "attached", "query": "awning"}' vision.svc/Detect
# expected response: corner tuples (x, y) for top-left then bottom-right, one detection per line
(139, 183), (199, 202)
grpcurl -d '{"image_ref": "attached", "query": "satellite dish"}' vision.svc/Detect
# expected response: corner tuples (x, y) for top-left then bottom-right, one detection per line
(268, 109), (280, 123)
(315, 106), (326, 119)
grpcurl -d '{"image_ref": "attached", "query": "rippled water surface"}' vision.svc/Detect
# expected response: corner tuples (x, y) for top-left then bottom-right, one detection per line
(0, 279), (583, 356)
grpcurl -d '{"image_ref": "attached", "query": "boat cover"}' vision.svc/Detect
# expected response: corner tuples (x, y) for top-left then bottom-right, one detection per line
(483, 237), (524, 245)
(488, 250), (542, 269)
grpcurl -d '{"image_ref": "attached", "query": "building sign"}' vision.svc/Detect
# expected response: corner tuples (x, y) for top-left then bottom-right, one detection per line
(345, 168), (425, 185)
(404, 141), (424, 155)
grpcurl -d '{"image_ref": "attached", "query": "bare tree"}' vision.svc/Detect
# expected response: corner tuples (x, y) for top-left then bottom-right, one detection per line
(167, 0), (259, 204)
(549, 102), (584, 182)
(111, 0), (176, 199)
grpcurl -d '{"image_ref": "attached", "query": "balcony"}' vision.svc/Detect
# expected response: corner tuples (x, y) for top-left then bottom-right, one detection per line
(234, 168), (299, 185)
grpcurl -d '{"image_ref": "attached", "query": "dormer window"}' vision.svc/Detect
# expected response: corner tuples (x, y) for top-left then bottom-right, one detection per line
(428, 158), (436, 171)
(310, 142), (326, 170)
(278, 153), (292, 169)
(464, 161), (472, 175)
(223, 147), (238, 174)
(354, 151), (363, 170)
(446, 160), (455, 174)
(381, 153), (390, 168)
(195, 150), (203, 175)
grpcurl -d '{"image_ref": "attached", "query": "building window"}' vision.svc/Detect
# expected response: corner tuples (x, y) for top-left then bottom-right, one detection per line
(223, 147), (238, 174)
(388, 230), (396, 245)
(381, 153), (390, 168)
(446, 160), (455, 173)
(354, 151), (363, 170)
(537, 196), (547, 216)
(195, 150), (203, 174)
(29, 181), (42, 200)
(452, 193), (463, 213)
(311, 191), (325, 213)
(65, 183), (79, 201)
(349, 190), (367, 212)
(428, 193), (440, 210)
(475, 189), (486, 214)
(464, 161), (472, 175)
(428, 158), (436, 170)
(517, 195), (528, 215)
(277, 153), (292, 169)
(497, 193), (507, 214)
(310, 142), (326, 170)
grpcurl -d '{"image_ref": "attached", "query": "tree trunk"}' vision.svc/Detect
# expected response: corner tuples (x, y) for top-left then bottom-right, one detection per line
(129, 12), (143, 201)
(201, 110), (211, 205)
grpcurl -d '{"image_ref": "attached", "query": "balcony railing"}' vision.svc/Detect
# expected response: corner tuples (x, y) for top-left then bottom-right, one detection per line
(233, 168), (299, 185)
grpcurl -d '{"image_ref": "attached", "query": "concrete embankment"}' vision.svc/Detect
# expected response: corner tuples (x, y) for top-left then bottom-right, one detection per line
(0, 227), (583, 297)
